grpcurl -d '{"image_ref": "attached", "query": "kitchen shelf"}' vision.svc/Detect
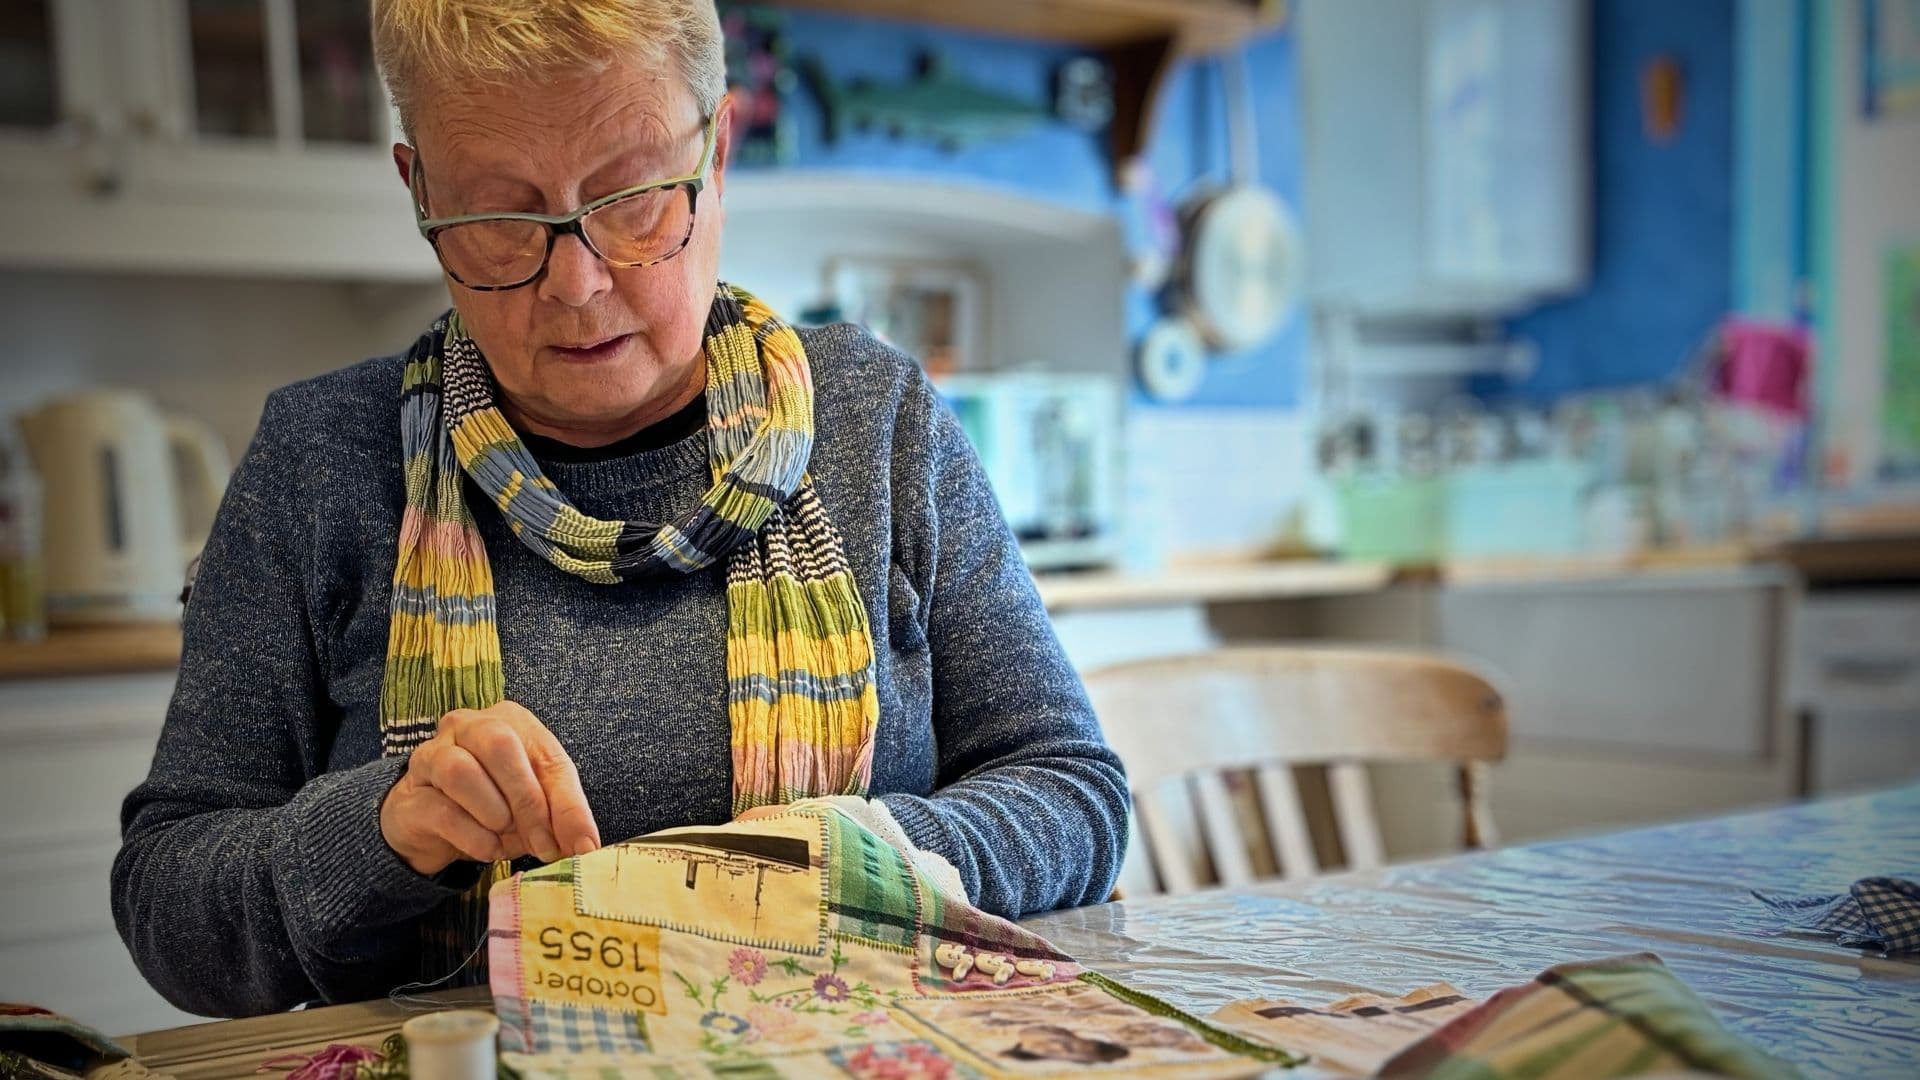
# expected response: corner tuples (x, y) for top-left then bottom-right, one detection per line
(1035, 559), (1395, 612)
(762, 0), (1278, 48)
(0, 624), (183, 681)
(757, 0), (1287, 178)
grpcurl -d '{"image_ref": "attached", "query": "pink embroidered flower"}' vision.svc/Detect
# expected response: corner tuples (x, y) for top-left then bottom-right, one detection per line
(765, 1024), (815, 1046)
(903, 1043), (954, 1078)
(852, 1009), (890, 1027)
(746, 1003), (794, 1033)
(728, 947), (768, 986)
(812, 973), (851, 1002)
(842, 1047), (907, 1080)
(841, 1043), (953, 1080)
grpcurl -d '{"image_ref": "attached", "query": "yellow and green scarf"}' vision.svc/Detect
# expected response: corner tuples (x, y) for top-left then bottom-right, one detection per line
(382, 282), (879, 964)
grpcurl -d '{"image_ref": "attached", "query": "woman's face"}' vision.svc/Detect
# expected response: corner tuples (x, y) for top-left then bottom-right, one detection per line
(398, 58), (732, 444)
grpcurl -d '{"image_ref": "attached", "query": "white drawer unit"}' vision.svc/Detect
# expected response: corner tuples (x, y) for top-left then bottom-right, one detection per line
(1434, 572), (1788, 759)
(0, 673), (205, 1034)
(1791, 591), (1920, 794)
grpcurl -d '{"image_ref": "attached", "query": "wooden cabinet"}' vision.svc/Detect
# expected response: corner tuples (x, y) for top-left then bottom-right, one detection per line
(0, 0), (434, 279)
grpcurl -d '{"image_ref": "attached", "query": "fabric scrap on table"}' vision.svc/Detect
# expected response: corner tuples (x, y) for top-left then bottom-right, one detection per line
(1372, 953), (1798, 1079)
(489, 804), (1300, 1077)
(1752, 876), (1920, 955)
(0, 1004), (173, 1080)
(1208, 984), (1477, 1076)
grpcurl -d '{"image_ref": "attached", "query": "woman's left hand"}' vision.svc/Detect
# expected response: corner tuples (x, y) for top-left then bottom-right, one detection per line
(734, 805), (785, 822)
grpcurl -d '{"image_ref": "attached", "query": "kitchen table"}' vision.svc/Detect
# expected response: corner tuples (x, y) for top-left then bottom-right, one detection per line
(119, 784), (1920, 1078)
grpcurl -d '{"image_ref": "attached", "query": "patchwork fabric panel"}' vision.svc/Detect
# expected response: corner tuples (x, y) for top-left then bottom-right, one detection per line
(490, 805), (1299, 1077)
(1372, 953), (1800, 1079)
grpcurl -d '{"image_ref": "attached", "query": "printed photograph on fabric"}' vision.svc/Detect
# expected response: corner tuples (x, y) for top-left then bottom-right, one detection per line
(896, 982), (1244, 1074)
(572, 814), (829, 953)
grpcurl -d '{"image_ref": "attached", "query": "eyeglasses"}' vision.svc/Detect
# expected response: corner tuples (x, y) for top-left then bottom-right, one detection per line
(410, 114), (717, 291)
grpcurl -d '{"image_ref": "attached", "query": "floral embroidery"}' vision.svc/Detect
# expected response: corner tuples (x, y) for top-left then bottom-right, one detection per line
(496, 807), (1288, 1073)
(729, 947), (768, 986)
(835, 1041), (956, 1080)
(746, 1003), (794, 1034)
(699, 1011), (750, 1036)
(673, 971), (733, 1013)
(813, 973), (852, 1003)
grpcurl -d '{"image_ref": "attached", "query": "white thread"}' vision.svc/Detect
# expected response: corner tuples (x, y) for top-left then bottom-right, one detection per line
(387, 932), (491, 1012)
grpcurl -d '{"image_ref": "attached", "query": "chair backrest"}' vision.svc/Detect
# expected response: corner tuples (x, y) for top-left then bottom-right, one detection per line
(1085, 646), (1509, 896)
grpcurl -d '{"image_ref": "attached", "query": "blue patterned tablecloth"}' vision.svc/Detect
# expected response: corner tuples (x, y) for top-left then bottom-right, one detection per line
(1022, 784), (1920, 1079)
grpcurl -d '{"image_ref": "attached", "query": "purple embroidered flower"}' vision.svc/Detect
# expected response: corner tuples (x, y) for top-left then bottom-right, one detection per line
(812, 973), (851, 1002)
(699, 1010), (750, 1036)
(728, 947), (768, 986)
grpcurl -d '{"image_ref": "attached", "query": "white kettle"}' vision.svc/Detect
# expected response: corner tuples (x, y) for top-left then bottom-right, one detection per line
(19, 390), (230, 625)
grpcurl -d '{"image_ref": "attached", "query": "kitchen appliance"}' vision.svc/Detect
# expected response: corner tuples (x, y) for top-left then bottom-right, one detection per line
(935, 374), (1123, 571)
(19, 390), (230, 625)
(0, 422), (46, 639)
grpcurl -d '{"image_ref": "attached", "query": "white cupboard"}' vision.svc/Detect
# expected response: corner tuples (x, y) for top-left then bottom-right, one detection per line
(0, 673), (205, 1036)
(0, 0), (434, 279)
(1299, 0), (1590, 317)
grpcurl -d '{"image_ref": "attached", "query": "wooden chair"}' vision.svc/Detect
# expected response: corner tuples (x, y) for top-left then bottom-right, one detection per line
(1085, 646), (1509, 896)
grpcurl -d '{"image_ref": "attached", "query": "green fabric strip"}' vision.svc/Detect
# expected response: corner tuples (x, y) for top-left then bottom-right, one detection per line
(1075, 971), (1306, 1067)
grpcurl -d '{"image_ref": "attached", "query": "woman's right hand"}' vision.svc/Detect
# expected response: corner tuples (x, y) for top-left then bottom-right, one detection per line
(378, 700), (602, 876)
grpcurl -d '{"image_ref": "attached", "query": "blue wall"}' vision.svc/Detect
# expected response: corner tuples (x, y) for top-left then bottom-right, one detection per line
(1490, 0), (1737, 401)
(767, 0), (1741, 409)
(761, 11), (1307, 409)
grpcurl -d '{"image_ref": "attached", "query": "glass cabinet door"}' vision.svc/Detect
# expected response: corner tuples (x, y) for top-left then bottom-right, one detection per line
(0, 1), (60, 130)
(294, 0), (379, 144)
(185, 0), (274, 138)
(179, 0), (383, 145)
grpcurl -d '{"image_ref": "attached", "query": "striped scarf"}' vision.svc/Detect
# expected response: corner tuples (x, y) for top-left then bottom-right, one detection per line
(383, 282), (879, 964)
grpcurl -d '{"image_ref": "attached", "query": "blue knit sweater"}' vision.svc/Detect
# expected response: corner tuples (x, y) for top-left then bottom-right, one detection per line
(111, 322), (1128, 1018)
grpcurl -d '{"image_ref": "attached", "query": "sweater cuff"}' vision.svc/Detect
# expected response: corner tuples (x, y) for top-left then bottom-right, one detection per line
(877, 792), (980, 901)
(278, 756), (472, 952)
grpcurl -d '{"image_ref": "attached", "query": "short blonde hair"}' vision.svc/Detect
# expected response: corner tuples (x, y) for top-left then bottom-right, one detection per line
(372, 0), (726, 139)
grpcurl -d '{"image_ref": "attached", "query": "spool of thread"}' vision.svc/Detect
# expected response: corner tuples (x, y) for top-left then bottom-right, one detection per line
(401, 1009), (498, 1080)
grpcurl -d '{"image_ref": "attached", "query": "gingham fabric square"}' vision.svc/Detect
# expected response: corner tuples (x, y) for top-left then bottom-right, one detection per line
(1754, 876), (1920, 955)
(523, 999), (650, 1054)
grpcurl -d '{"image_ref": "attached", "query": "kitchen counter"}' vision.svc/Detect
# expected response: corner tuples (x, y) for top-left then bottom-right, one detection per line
(1777, 533), (1920, 585)
(6, 534), (1908, 680)
(1034, 558), (1397, 612)
(1034, 543), (1784, 613)
(0, 623), (182, 680)
(1425, 542), (1794, 590)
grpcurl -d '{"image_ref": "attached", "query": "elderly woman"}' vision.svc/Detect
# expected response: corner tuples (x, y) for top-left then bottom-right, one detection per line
(111, 0), (1126, 1018)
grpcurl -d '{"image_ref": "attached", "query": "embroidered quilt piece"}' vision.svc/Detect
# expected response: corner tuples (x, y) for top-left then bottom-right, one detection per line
(488, 806), (1299, 1077)
(1208, 984), (1476, 1076)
